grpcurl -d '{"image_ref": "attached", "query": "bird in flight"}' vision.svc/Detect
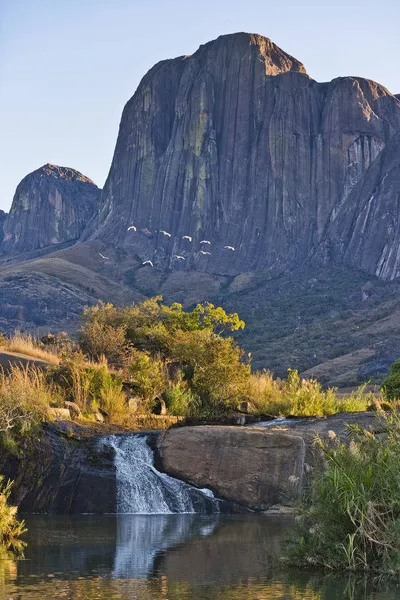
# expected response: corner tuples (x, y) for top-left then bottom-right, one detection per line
(173, 255), (185, 260)
(199, 250), (211, 256)
(142, 260), (154, 267)
(224, 246), (235, 251)
(127, 225), (136, 232)
(200, 240), (211, 245)
(99, 253), (109, 260)
(160, 230), (171, 237)
(182, 235), (192, 242)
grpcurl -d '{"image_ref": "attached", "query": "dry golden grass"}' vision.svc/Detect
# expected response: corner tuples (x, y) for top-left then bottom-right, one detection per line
(0, 332), (60, 365)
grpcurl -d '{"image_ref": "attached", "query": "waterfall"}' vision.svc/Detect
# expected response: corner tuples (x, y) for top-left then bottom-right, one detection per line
(103, 434), (219, 514)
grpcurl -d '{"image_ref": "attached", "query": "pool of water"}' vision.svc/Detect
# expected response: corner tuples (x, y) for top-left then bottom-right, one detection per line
(3, 514), (399, 599)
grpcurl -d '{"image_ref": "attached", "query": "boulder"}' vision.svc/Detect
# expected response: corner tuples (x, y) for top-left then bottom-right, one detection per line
(156, 426), (305, 510)
(64, 401), (81, 419)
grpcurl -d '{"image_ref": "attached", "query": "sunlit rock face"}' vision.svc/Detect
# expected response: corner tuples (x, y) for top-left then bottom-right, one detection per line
(81, 32), (400, 279)
(1, 164), (101, 254)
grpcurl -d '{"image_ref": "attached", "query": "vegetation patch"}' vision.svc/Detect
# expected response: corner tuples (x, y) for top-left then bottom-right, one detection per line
(286, 413), (400, 576)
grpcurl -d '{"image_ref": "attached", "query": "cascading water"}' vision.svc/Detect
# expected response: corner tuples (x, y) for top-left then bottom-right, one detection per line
(103, 434), (219, 514)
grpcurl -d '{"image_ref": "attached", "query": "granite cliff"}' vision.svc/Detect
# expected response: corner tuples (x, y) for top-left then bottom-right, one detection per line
(1, 164), (101, 255)
(81, 32), (400, 280)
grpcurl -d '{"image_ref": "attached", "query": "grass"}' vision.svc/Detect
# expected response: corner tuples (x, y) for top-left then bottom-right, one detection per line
(285, 412), (400, 576)
(244, 370), (373, 417)
(0, 332), (60, 365)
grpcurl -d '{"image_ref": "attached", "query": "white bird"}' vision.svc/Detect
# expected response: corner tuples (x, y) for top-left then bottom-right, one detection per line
(99, 253), (109, 260)
(173, 255), (185, 261)
(127, 225), (137, 232)
(142, 260), (154, 267)
(199, 250), (211, 256)
(182, 235), (192, 242)
(160, 230), (171, 237)
(200, 240), (211, 245)
(224, 245), (235, 251)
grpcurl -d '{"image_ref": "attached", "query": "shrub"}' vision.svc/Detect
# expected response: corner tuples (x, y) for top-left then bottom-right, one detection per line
(286, 413), (400, 575)
(79, 319), (126, 361)
(0, 477), (26, 552)
(125, 350), (166, 411)
(381, 360), (400, 401)
(170, 329), (250, 416)
(164, 384), (195, 416)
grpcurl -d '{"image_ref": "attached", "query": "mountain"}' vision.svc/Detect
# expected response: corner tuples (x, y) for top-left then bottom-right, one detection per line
(1, 164), (101, 255)
(1, 32), (400, 386)
(82, 32), (400, 281)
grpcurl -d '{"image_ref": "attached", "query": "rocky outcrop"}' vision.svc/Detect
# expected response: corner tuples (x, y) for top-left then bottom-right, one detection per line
(82, 32), (400, 280)
(156, 426), (305, 510)
(1, 164), (101, 255)
(0, 210), (6, 243)
(0, 423), (116, 514)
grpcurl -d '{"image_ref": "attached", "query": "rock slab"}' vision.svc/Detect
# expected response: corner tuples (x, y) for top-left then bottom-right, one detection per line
(156, 426), (305, 510)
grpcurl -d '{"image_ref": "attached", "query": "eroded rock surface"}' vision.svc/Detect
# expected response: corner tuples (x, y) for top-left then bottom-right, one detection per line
(1, 164), (101, 255)
(82, 32), (400, 280)
(156, 426), (305, 510)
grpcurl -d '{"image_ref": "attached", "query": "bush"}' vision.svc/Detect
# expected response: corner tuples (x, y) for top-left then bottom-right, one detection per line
(125, 350), (166, 411)
(164, 384), (195, 416)
(381, 360), (400, 401)
(0, 477), (26, 553)
(286, 413), (400, 575)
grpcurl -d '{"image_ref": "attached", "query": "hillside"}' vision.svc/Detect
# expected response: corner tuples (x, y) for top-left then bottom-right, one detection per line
(1, 32), (400, 386)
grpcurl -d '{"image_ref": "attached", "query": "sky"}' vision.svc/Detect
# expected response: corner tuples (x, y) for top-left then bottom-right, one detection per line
(1, 0), (399, 212)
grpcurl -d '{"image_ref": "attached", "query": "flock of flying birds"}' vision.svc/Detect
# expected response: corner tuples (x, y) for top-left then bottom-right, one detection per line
(98, 225), (235, 268)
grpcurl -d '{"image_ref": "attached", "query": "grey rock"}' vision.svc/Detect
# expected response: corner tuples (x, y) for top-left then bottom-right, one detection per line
(156, 426), (305, 510)
(1, 164), (101, 255)
(82, 32), (400, 280)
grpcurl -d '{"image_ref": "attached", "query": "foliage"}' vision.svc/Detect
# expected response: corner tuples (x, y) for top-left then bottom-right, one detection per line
(0, 365), (52, 438)
(80, 297), (244, 361)
(170, 329), (250, 416)
(125, 350), (166, 411)
(163, 384), (196, 416)
(381, 360), (400, 401)
(0, 476), (26, 552)
(286, 413), (400, 575)
(79, 318), (126, 361)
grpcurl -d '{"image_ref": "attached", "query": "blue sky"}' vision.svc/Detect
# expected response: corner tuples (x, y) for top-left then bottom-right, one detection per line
(1, 0), (399, 211)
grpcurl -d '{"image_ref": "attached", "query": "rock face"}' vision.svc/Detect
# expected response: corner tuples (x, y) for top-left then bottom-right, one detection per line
(1, 164), (101, 255)
(156, 426), (305, 510)
(320, 133), (400, 280)
(0, 424), (116, 514)
(0, 210), (6, 243)
(82, 32), (400, 280)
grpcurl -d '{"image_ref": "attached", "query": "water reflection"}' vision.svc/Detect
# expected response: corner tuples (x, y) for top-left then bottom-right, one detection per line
(2, 515), (399, 599)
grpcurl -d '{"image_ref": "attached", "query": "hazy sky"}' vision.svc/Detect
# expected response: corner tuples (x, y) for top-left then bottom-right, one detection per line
(1, 0), (399, 211)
